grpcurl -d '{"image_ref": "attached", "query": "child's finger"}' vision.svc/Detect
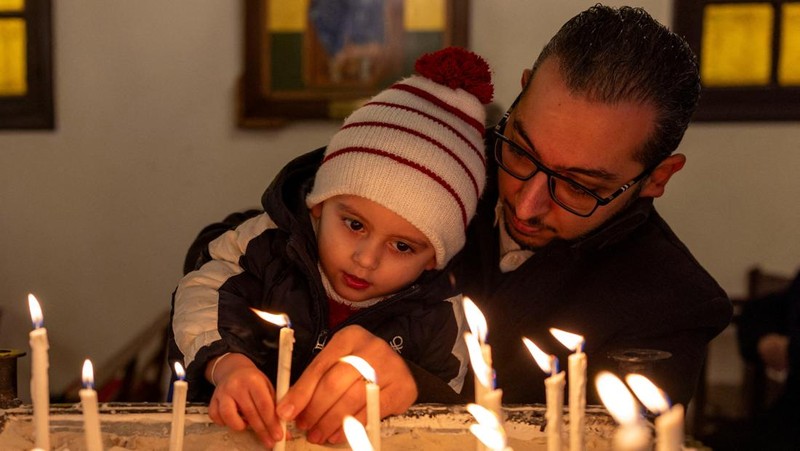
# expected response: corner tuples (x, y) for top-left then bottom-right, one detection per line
(218, 395), (248, 431)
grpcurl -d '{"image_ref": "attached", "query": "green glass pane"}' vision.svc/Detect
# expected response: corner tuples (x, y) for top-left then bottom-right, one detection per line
(0, 18), (27, 96)
(0, 0), (25, 12)
(270, 33), (303, 90)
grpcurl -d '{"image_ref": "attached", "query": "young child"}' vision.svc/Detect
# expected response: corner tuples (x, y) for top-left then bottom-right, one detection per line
(169, 47), (492, 446)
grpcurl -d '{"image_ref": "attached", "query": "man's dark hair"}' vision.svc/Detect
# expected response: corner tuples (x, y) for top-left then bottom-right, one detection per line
(530, 4), (701, 169)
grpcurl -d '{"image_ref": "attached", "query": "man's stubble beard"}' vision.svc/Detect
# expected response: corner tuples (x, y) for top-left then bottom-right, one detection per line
(505, 183), (645, 252)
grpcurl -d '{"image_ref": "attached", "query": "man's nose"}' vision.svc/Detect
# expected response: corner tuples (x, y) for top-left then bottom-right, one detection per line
(514, 172), (551, 219)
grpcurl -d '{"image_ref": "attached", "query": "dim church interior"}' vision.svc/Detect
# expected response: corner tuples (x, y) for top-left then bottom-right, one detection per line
(30, 265), (790, 449)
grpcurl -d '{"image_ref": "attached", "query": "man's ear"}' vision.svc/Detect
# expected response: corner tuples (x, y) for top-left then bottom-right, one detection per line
(521, 68), (533, 89)
(639, 154), (686, 198)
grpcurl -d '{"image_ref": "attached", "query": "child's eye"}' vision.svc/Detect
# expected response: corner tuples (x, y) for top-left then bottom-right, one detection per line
(394, 241), (413, 253)
(344, 218), (364, 231)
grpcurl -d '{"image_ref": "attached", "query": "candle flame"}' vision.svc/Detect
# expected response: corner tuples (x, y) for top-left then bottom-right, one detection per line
(340, 355), (376, 384)
(463, 297), (488, 344)
(625, 374), (670, 414)
(522, 337), (552, 374)
(28, 293), (43, 328)
(549, 327), (585, 352)
(465, 332), (492, 388)
(251, 308), (291, 328)
(595, 371), (640, 425)
(467, 403), (501, 430)
(82, 359), (94, 388)
(470, 424), (507, 451)
(174, 361), (186, 380)
(343, 416), (374, 451)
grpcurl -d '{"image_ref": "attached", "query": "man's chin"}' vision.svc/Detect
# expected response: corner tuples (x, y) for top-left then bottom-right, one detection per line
(505, 222), (553, 251)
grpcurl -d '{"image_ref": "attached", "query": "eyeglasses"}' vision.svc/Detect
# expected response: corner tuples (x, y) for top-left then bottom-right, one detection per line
(493, 97), (654, 218)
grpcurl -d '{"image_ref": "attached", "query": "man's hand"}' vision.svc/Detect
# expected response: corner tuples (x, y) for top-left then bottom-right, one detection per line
(275, 325), (418, 445)
(206, 353), (284, 448)
(757, 333), (790, 372)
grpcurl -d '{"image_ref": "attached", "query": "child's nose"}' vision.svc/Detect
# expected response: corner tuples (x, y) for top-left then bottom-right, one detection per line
(352, 240), (380, 270)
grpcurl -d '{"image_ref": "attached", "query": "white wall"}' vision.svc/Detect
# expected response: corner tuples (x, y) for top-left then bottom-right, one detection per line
(1, 0), (798, 401)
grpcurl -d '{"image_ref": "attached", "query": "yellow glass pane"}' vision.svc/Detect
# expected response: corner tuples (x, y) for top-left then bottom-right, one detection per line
(0, 0), (25, 12)
(779, 3), (800, 85)
(0, 18), (27, 96)
(701, 3), (773, 87)
(268, 0), (309, 32)
(405, 0), (445, 31)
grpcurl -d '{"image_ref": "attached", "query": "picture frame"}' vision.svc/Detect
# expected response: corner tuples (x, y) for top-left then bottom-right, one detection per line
(239, 0), (469, 128)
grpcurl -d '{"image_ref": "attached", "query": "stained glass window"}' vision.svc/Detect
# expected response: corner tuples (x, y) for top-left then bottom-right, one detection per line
(0, 0), (53, 129)
(674, 1), (800, 121)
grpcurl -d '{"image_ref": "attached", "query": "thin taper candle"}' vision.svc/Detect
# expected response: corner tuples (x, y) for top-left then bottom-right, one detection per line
(274, 325), (295, 451)
(79, 359), (103, 451)
(28, 294), (50, 450)
(169, 362), (187, 451)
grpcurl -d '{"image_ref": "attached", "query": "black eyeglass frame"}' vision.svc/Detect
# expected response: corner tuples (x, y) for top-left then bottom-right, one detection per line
(492, 96), (656, 218)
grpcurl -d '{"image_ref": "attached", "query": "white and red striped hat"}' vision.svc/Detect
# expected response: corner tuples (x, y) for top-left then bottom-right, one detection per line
(306, 47), (493, 268)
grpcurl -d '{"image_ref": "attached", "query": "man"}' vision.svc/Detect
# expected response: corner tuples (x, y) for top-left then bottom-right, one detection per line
(276, 4), (732, 445)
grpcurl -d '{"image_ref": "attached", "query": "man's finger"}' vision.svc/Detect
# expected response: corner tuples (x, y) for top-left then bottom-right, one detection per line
(307, 381), (367, 444)
(295, 362), (362, 430)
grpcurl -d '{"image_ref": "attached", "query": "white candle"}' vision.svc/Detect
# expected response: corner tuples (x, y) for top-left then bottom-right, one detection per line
(340, 355), (380, 451)
(343, 415), (375, 451)
(550, 328), (587, 451)
(463, 298), (493, 405)
(28, 293), (50, 451)
(595, 372), (650, 451)
(251, 309), (294, 451)
(613, 423), (651, 451)
(625, 374), (684, 451)
(544, 359), (565, 451)
(655, 404), (684, 451)
(79, 359), (103, 451)
(169, 362), (187, 451)
(523, 338), (564, 451)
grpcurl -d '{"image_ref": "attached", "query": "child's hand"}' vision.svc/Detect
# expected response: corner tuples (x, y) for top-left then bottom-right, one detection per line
(206, 353), (285, 448)
(275, 325), (418, 445)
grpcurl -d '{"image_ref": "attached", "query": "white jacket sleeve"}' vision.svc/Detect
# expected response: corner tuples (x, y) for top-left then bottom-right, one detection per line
(172, 213), (278, 368)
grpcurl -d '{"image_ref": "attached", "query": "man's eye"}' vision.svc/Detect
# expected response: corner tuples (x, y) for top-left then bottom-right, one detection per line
(506, 142), (528, 157)
(344, 218), (364, 231)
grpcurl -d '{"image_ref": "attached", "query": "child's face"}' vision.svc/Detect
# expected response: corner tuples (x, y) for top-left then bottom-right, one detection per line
(312, 195), (437, 303)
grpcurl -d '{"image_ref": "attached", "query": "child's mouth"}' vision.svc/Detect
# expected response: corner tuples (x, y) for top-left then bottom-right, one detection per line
(343, 273), (370, 290)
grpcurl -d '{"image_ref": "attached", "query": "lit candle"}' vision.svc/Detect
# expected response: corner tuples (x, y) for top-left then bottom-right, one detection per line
(343, 415), (375, 451)
(464, 332), (503, 414)
(467, 403), (512, 451)
(626, 374), (684, 451)
(595, 372), (650, 451)
(340, 355), (380, 451)
(251, 308), (294, 451)
(522, 337), (564, 451)
(463, 298), (493, 406)
(79, 359), (103, 451)
(169, 362), (187, 451)
(550, 327), (587, 451)
(27, 293), (50, 450)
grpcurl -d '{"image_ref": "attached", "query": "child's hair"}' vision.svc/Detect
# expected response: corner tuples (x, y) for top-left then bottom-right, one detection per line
(306, 47), (493, 269)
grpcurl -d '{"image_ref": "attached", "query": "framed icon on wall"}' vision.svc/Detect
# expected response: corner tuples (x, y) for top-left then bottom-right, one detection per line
(239, 0), (468, 127)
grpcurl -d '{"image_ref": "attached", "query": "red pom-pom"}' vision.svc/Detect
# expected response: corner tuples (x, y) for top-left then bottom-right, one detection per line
(414, 47), (494, 104)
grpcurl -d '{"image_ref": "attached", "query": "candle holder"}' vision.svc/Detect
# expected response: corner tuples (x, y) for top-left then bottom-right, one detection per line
(0, 349), (26, 408)
(608, 348), (671, 377)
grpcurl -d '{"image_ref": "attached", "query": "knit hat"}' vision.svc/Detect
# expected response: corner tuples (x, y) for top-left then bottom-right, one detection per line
(306, 47), (493, 269)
